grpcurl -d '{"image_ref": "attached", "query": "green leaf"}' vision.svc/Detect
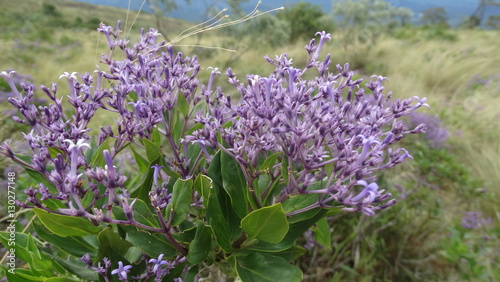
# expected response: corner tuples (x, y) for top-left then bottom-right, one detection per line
(221, 151), (249, 218)
(13, 153), (33, 166)
(117, 225), (177, 258)
(186, 122), (203, 135)
(33, 208), (100, 237)
(283, 194), (322, 223)
(173, 221), (197, 243)
(235, 252), (302, 282)
(234, 246), (306, 262)
(171, 111), (184, 145)
(177, 92), (189, 117)
(206, 151), (241, 252)
(3, 268), (48, 282)
(169, 177), (193, 226)
(124, 246), (144, 263)
(194, 174), (212, 208)
(84, 138), (98, 164)
(281, 156), (289, 186)
(47, 146), (65, 159)
(187, 222), (212, 264)
(312, 217), (331, 250)
(283, 194), (320, 214)
(245, 208), (327, 252)
(43, 277), (76, 282)
(258, 152), (282, 171)
(45, 277), (79, 282)
(262, 181), (285, 206)
(324, 207), (343, 217)
(25, 169), (56, 192)
(256, 173), (271, 198)
(33, 222), (98, 257)
(40, 198), (66, 210)
(142, 138), (162, 162)
(97, 226), (133, 262)
(90, 139), (110, 167)
(271, 246), (307, 262)
(130, 146), (150, 173)
(241, 203), (288, 244)
(52, 256), (99, 281)
(151, 126), (162, 146)
(0, 232), (52, 276)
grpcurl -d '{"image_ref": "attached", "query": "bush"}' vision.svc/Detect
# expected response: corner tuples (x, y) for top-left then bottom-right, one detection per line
(277, 2), (334, 43)
(0, 23), (429, 281)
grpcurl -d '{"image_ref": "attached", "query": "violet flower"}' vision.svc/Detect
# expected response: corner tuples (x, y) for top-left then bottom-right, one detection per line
(111, 261), (132, 281)
(149, 254), (169, 273)
(461, 211), (492, 229)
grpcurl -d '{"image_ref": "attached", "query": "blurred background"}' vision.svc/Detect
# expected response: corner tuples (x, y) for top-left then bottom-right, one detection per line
(0, 0), (499, 280)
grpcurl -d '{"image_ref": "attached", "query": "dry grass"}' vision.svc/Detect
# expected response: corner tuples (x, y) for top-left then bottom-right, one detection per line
(346, 30), (500, 196)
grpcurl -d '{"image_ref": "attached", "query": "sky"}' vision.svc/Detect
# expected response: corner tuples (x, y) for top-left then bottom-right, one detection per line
(74, 0), (498, 26)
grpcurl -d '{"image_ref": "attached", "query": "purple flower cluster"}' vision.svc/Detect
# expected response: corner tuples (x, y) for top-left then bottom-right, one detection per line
(461, 211), (492, 230)
(187, 31), (428, 215)
(0, 22), (200, 255)
(0, 22), (430, 281)
(0, 70), (37, 102)
(409, 112), (449, 148)
(96, 22), (203, 178)
(81, 253), (185, 281)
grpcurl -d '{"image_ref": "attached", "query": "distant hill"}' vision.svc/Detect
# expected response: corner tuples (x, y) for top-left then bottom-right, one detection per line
(74, 0), (500, 27)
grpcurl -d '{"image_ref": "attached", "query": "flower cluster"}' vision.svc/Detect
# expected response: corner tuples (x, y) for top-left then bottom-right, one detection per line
(410, 111), (448, 148)
(187, 31), (428, 215)
(81, 253), (184, 281)
(461, 211), (492, 229)
(0, 22), (200, 257)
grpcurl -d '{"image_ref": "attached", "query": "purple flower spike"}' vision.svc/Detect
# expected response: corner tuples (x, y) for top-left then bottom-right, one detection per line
(312, 31), (332, 62)
(206, 67), (221, 95)
(111, 261), (132, 281)
(101, 149), (126, 188)
(0, 70), (22, 99)
(151, 164), (164, 188)
(59, 72), (78, 99)
(351, 180), (379, 202)
(103, 149), (115, 174)
(356, 135), (380, 166)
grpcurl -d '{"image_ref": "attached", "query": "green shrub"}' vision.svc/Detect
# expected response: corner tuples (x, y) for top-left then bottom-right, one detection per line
(277, 2), (334, 43)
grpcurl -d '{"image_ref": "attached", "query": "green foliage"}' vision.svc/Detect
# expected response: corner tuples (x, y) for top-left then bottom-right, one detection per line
(232, 252), (303, 282)
(393, 25), (457, 41)
(221, 14), (290, 49)
(241, 203), (289, 244)
(33, 208), (101, 237)
(486, 15), (500, 29)
(440, 219), (500, 280)
(277, 2), (334, 43)
(332, 0), (413, 69)
(411, 141), (481, 193)
(42, 3), (61, 17)
(420, 7), (449, 27)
